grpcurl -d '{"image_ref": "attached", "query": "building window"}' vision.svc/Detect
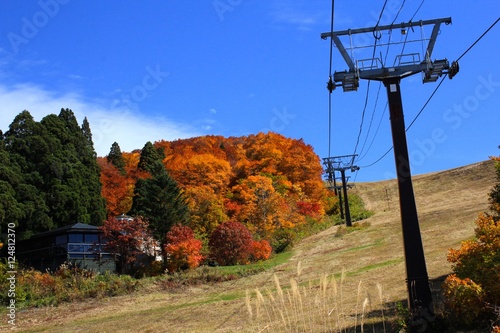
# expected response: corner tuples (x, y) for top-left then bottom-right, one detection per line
(68, 233), (84, 243)
(85, 233), (99, 244)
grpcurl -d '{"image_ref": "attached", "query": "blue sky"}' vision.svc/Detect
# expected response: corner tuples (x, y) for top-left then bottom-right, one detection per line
(0, 1), (498, 182)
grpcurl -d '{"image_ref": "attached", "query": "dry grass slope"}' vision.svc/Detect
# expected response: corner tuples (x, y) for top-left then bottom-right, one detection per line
(5, 159), (496, 333)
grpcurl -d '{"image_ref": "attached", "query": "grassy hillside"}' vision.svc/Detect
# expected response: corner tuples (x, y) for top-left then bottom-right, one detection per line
(6, 159), (497, 332)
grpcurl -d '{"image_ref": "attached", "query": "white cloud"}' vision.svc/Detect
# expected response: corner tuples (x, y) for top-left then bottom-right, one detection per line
(269, 2), (325, 31)
(209, 108), (217, 114)
(0, 83), (200, 156)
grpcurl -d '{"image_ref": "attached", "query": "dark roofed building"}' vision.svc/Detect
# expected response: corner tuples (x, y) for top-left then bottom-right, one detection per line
(17, 223), (115, 273)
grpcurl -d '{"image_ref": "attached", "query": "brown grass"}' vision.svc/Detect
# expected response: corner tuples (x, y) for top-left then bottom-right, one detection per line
(3, 159), (496, 333)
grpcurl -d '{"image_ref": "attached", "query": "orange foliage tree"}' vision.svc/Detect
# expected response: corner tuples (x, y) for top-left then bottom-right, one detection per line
(230, 175), (302, 239)
(97, 157), (134, 216)
(251, 239), (272, 261)
(100, 132), (332, 258)
(164, 224), (204, 272)
(443, 156), (500, 328)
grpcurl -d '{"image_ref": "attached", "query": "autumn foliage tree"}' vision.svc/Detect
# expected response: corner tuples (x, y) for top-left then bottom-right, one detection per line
(251, 239), (272, 262)
(443, 156), (500, 328)
(164, 224), (204, 272)
(209, 221), (254, 266)
(99, 132), (332, 261)
(97, 157), (133, 217)
(100, 216), (151, 274)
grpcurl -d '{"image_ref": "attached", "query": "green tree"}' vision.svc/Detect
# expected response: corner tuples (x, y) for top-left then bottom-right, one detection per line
(130, 160), (189, 249)
(489, 154), (500, 214)
(0, 132), (25, 240)
(3, 111), (53, 238)
(107, 142), (126, 175)
(81, 117), (96, 158)
(76, 113), (106, 225)
(137, 141), (163, 172)
(40, 110), (105, 226)
(2, 109), (105, 238)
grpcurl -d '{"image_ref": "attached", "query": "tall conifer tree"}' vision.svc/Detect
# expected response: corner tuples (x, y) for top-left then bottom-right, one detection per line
(107, 141), (126, 175)
(130, 159), (189, 248)
(3, 111), (53, 238)
(137, 141), (163, 172)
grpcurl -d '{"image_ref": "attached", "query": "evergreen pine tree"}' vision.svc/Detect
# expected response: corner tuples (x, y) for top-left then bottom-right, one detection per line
(76, 114), (106, 225)
(3, 109), (106, 235)
(137, 141), (163, 172)
(0, 130), (25, 240)
(130, 160), (189, 247)
(81, 117), (96, 158)
(3, 111), (53, 238)
(107, 142), (126, 175)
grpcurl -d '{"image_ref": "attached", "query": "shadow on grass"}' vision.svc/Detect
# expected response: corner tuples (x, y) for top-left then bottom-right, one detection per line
(340, 275), (490, 333)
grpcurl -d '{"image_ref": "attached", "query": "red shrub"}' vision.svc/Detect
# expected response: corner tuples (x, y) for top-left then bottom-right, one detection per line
(164, 225), (204, 272)
(209, 220), (253, 266)
(297, 201), (322, 218)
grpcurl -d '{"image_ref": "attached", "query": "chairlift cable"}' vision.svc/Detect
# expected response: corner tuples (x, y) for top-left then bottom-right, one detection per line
(327, 0), (335, 159)
(352, 0), (389, 160)
(361, 17), (499, 168)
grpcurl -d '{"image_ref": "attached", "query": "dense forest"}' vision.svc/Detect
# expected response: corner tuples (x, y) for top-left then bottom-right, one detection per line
(0, 109), (106, 240)
(99, 128), (333, 252)
(0, 110), (335, 259)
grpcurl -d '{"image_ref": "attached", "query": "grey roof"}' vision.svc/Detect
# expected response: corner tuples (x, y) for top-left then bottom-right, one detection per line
(30, 222), (101, 239)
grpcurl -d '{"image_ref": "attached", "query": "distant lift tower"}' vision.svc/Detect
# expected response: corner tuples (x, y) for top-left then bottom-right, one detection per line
(322, 17), (458, 331)
(323, 154), (359, 227)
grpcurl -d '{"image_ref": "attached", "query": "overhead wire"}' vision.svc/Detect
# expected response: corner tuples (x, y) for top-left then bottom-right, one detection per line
(351, 0), (388, 159)
(410, 0), (425, 21)
(352, 0), (406, 182)
(356, 0), (425, 169)
(360, 16), (500, 169)
(327, 0), (335, 159)
(356, 0), (407, 162)
(456, 16), (500, 62)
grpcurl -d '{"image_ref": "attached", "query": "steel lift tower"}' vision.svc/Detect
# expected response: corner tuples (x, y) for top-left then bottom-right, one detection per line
(321, 17), (458, 331)
(323, 154), (359, 227)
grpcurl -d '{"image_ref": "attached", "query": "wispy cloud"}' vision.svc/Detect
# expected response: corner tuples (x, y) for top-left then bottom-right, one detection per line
(268, 1), (326, 31)
(0, 83), (200, 156)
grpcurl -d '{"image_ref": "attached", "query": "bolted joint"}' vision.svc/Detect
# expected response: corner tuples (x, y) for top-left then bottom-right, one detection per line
(448, 60), (459, 79)
(327, 76), (336, 93)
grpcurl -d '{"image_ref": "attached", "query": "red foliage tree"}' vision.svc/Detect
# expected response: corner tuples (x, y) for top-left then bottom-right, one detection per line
(296, 201), (323, 218)
(100, 216), (151, 274)
(164, 224), (204, 272)
(209, 221), (253, 266)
